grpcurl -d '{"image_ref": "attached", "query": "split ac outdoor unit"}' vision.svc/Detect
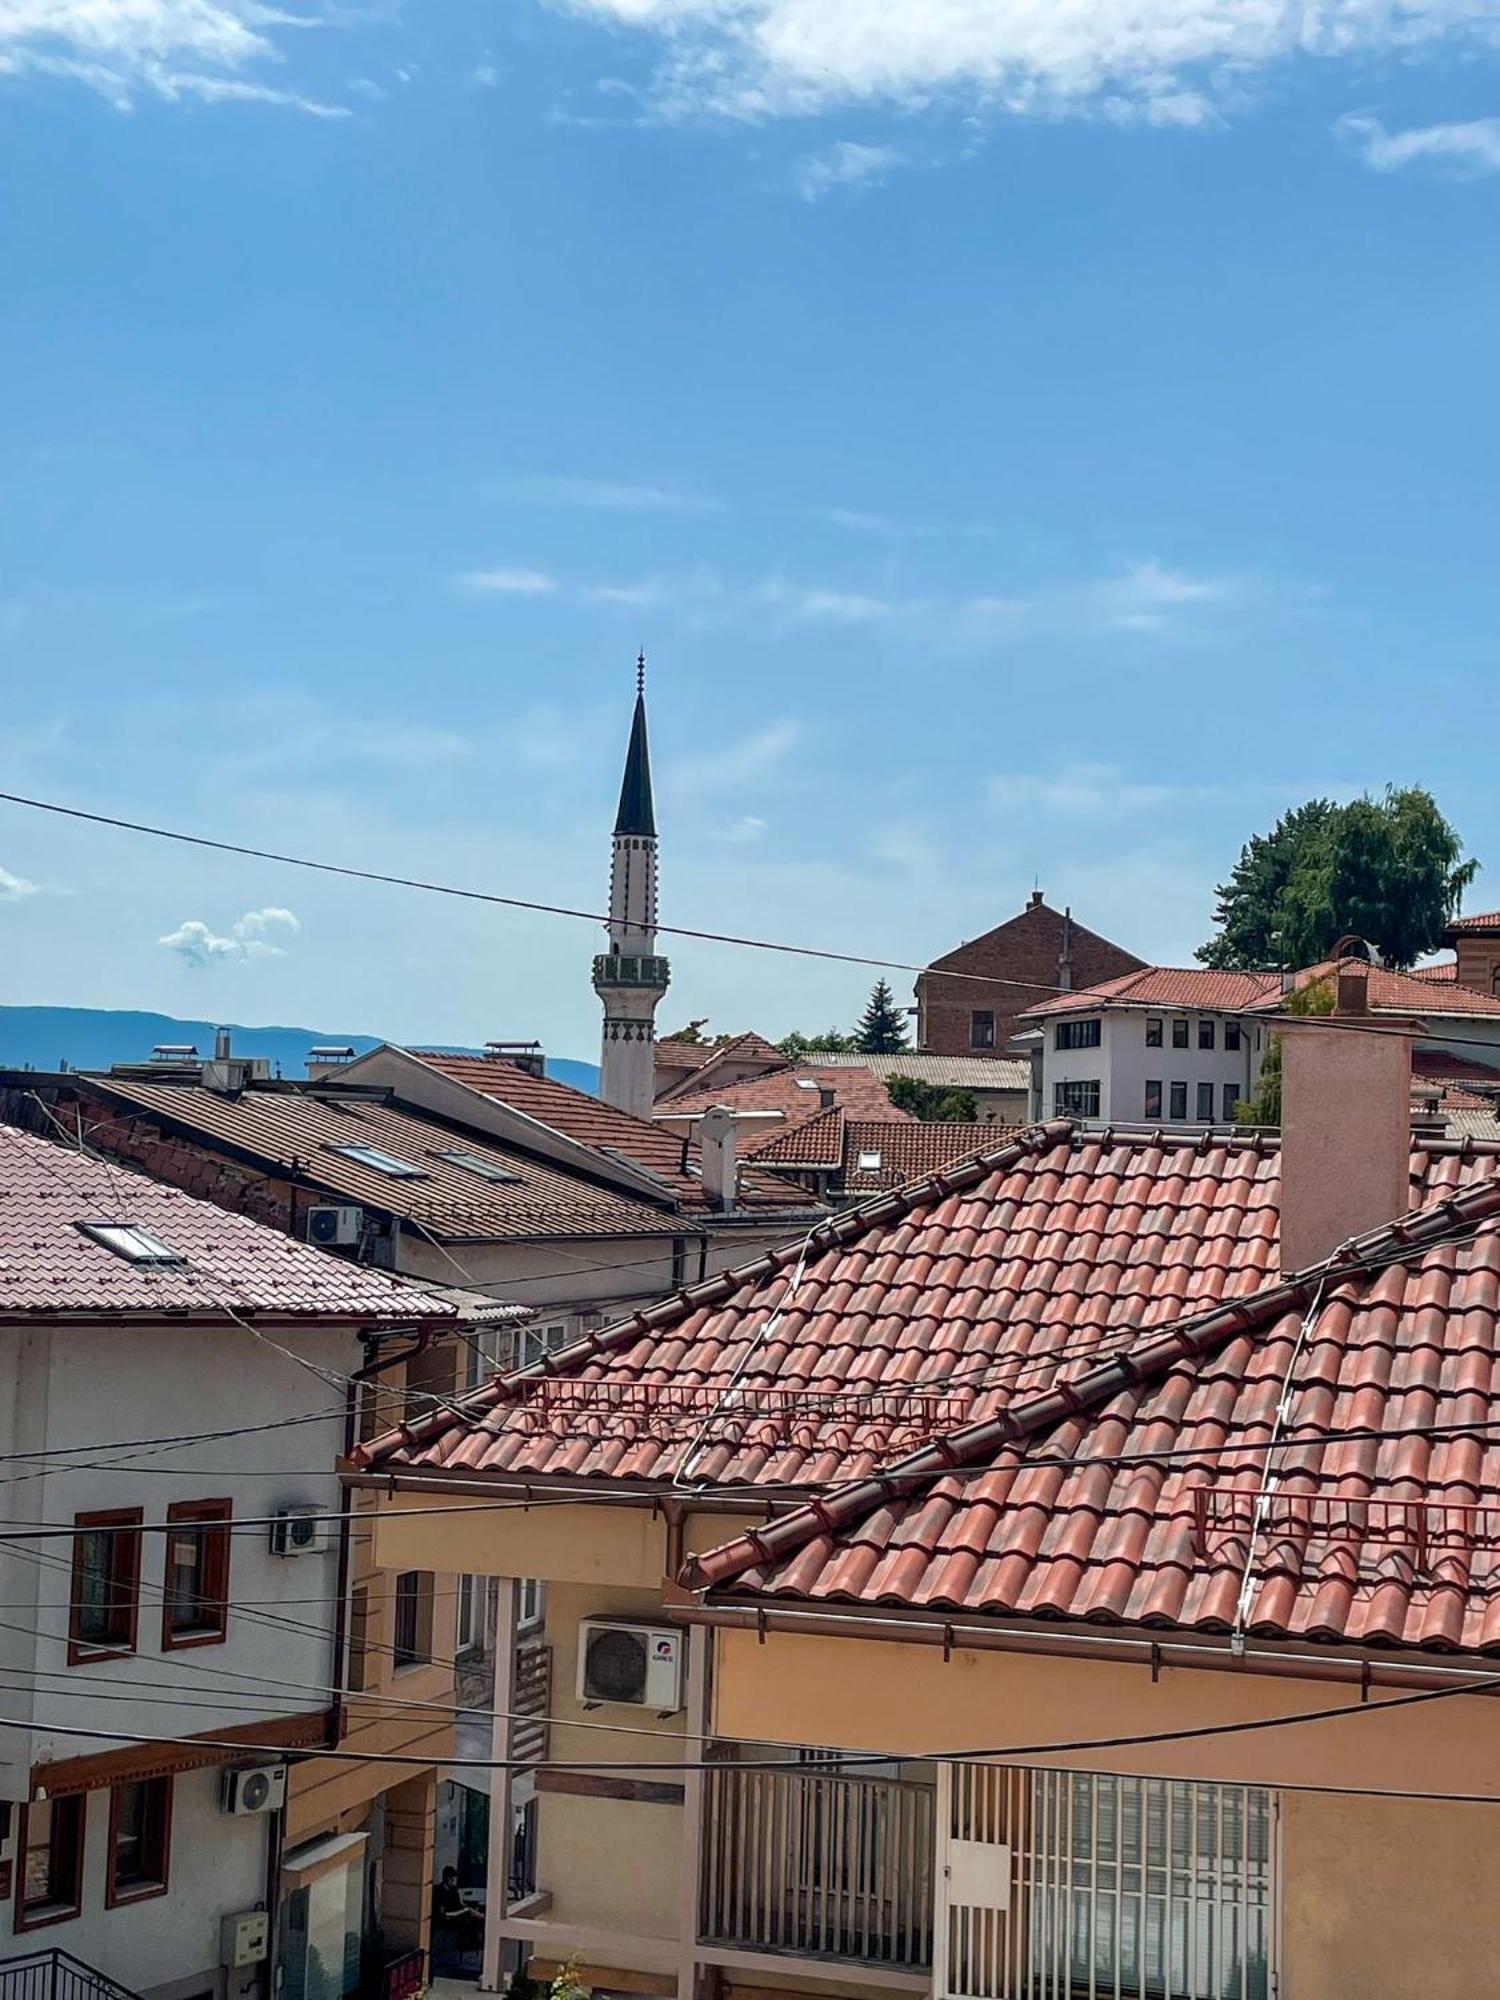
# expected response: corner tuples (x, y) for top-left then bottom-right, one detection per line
(270, 1506), (334, 1557)
(576, 1620), (683, 1711)
(221, 1764), (287, 1816)
(307, 1205), (364, 1248)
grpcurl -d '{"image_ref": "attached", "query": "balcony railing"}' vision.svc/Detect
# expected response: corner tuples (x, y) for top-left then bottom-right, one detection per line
(700, 1762), (935, 1970)
(0, 1952), (142, 2000)
(592, 953), (671, 992)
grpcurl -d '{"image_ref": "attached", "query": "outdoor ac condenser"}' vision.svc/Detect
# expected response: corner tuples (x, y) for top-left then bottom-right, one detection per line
(576, 1619), (683, 1711)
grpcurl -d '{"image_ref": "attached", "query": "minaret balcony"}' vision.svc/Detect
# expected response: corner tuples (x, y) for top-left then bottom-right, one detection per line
(592, 953), (671, 993)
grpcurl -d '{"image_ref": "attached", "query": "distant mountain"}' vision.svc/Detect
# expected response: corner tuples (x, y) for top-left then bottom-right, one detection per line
(0, 1005), (600, 1096)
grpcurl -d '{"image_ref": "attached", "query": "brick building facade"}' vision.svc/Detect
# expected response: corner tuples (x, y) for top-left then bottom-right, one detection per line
(915, 891), (1145, 1056)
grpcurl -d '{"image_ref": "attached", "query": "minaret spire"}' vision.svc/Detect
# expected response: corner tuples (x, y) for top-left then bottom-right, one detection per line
(593, 657), (670, 1117)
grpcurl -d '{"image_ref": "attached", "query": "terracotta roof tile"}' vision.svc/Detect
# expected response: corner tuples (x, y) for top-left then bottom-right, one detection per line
(661, 1064), (912, 1153)
(839, 1121), (1021, 1193)
(0, 1121), (446, 1319)
(1447, 911), (1500, 935)
(1022, 968), (1281, 1018)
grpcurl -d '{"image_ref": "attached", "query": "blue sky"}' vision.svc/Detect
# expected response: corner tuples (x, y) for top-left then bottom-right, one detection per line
(3, 0), (1500, 1059)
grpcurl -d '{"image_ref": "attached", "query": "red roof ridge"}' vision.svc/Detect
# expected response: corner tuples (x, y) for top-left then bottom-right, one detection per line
(680, 1170), (1500, 1595)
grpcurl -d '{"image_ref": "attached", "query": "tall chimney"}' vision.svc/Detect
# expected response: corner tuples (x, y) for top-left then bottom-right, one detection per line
(214, 1026), (232, 1062)
(1278, 964), (1421, 1275)
(1058, 906), (1075, 992)
(698, 1106), (739, 1212)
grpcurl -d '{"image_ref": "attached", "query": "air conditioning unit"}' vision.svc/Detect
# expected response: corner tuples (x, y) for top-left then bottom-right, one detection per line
(307, 1205), (363, 1248)
(221, 1764), (287, 1816)
(270, 1507), (334, 1557)
(576, 1620), (683, 1712)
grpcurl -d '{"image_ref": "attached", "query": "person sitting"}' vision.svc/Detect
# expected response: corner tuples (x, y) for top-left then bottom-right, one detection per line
(432, 1867), (484, 1941)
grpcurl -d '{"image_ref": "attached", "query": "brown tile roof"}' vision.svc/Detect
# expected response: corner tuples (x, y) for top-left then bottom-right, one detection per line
(656, 1032), (787, 1101)
(1259, 958), (1500, 1019)
(811, 1053), (1032, 1093)
(1412, 1051), (1500, 1088)
(754, 1106), (847, 1170)
(839, 1121), (1022, 1193)
(83, 1076), (682, 1244)
(0, 1121), (449, 1320)
(1413, 960), (1459, 983)
(403, 1051), (812, 1215)
(685, 1173), (1500, 1652)
(353, 1124), (1500, 1542)
(1447, 911), (1500, 935)
(661, 1064), (913, 1155)
(1022, 968), (1280, 1019)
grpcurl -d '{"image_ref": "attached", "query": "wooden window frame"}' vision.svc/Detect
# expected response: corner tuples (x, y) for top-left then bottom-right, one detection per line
(14, 1795), (86, 1931)
(392, 1571), (434, 1671)
(105, 1776), (173, 1909)
(68, 1509), (144, 1666)
(160, 1500), (232, 1652)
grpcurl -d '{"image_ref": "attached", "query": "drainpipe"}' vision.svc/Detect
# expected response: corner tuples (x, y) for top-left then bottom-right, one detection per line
(262, 1795), (286, 2000)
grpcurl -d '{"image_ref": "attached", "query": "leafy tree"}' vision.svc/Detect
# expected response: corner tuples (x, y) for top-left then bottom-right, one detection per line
(777, 1027), (857, 1059)
(1199, 788), (1477, 971)
(887, 1075), (978, 1122)
(661, 1019), (712, 1044)
(854, 979), (910, 1054)
(1236, 976), (1335, 1127)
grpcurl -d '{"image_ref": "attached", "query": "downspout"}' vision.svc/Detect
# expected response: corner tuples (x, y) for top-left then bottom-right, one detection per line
(262, 1792), (286, 2000)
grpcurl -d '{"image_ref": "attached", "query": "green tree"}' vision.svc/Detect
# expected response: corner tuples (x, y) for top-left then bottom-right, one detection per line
(1236, 976), (1336, 1127)
(887, 1075), (978, 1122)
(854, 979), (910, 1053)
(1200, 788), (1477, 970)
(777, 1027), (857, 1059)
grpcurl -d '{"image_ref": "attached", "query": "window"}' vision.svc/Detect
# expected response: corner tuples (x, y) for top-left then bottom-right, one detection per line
(1171, 1019), (1189, 1049)
(347, 1584), (371, 1694)
(69, 1509), (143, 1662)
(161, 1501), (231, 1649)
(518, 1322), (571, 1370)
(1223, 1083), (1241, 1121)
(1197, 1082), (1215, 1121)
(970, 1010), (996, 1050)
(1198, 1019), (1216, 1050)
(16, 1796), (85, 1929)
(431, 1150), (523, 1185)
(518, 1578), (544, 1631)
(1145, 1018), (1163, 1048)
(1144, 1080), (1163, 1120)
(1224, 1020), (1242, 1051)
(856, 1150), (883, 1171)
(1053, 1080), (1101, 1118)
(393, 1571), (434, 1669)
(74, 1221), (185, 1267)
(1054, 1019), (1102, 1051)
(107, 1779), (172, 1907)
(457, 1575), (480, 1655)
(328, 1143), (426, 1178)
(1169, 1082), (1188, 1121)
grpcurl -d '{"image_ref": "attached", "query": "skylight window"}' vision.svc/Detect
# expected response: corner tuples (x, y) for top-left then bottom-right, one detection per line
(76, 1221), (187, 1267)
(329, 1143), (426, 1179)
(794, 1079), (820, 1091)
(432, 1150), (523, 1185)
(856, 1151), (883, 1171)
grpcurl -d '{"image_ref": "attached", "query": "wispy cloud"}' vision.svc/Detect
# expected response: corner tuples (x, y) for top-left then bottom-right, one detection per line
(0, 0), (350, 115)
(758, 577), (895, 623)
(0, 864), (39, 902)
(584, 567), (724, 609)
(716, 814), (768, 844)
(1337, 113), (1500, 175)
(986, 763), (1220, 817)
(963, 558), (1238, 638)
(499, 473), (721, 514)
(159, 906), (300, 967)
(556, 0), (1494, 127)
(669, 722), (801, 792)
(796, 140), (902, 201)
(459, 567), (559, 595)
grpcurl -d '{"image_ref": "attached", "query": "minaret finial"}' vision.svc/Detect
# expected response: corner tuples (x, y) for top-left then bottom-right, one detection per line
(636, 649), (646, 698)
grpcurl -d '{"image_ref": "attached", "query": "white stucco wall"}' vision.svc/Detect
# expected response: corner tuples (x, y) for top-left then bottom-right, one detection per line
(1043, 1009), (1267, 1125)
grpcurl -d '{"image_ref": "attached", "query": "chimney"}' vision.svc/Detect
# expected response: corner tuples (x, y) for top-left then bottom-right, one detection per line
(1058, 906), (1075, 992)
(214, 1026), (232, 1062)
(818, 1085), (836, 1111)
(1278, 962), (1421, 1275)
(697, 1105), (739, 1211)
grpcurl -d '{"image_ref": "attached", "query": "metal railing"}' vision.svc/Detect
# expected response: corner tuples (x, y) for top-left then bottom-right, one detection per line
(701, 1761), (935, 1969)
(0, 1950), (142, 2000)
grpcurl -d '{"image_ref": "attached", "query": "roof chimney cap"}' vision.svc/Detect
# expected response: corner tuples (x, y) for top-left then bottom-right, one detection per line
(1028, 889), (1044, 909)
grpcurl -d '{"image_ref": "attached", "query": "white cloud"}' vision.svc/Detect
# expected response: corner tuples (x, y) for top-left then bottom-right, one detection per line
(553, 0), (1500, 126)
(470, 60), (501, 87)
(962, 558), (1238, 637)
(0, 864), (39, 901)
(758, 577), (894, 622)
(986, 763), (1217, 816)
(501, 473), (721, 513)
(795, 139), (902, 201)
(584, 567), (724, 609)
(1337, 112), (1500, 174)
(159, 905), (300, 967)
(459, 567), (559, 595)
(716, 814), (768, 843)
(0, 0), (350, 115)
(669, 721), (801, 791)
(1099, 557), (1232, 631)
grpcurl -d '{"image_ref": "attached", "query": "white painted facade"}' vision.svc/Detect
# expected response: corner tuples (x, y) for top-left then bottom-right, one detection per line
(0, 1316), (352, 1999)
(1040, 1007), (1269, 1127)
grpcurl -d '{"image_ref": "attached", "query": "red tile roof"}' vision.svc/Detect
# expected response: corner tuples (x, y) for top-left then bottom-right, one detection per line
(660, 1064), (913, 1154)
(1021, 968), (1280, 1019)
(1255, 958), (1500, 1019)
(82, 1076), (682, 1244)
(403, 1051), (812, 1215)
(754, 1105), (847, 1170)
(1447, 911), (1500, 935)
(0, 1122), (448, 1320)
(1413, 960), (1459, 983)
(839, 1121), (1020, 1193)
(353, 1123), (1500, 1520)
(1412, 1051), (1500, 1088)
(683, 1172), (1500, 1653)
(656, 1032), (787, 1101)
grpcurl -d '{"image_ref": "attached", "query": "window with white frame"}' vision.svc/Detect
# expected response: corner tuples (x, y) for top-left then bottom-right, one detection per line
(517, 1321), (572, 1369)
(1053, 1080), (1100, 1118)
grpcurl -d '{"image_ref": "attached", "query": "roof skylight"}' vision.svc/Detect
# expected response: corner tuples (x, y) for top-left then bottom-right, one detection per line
(857, 1151), (883, 1171)
(76, 1221), (188, 1266)
(432, 1150), (524, 1185)
(329, 1143), (427, 1179)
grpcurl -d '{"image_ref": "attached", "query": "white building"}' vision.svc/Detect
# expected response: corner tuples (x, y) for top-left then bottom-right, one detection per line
(1021, 958), (1500, 1128)
(0, 1123), (452, 2000)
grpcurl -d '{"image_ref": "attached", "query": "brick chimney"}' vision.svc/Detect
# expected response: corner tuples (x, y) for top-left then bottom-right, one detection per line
(698, 1106), (739, 1211)
(1278, 962), (1421, 1275)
